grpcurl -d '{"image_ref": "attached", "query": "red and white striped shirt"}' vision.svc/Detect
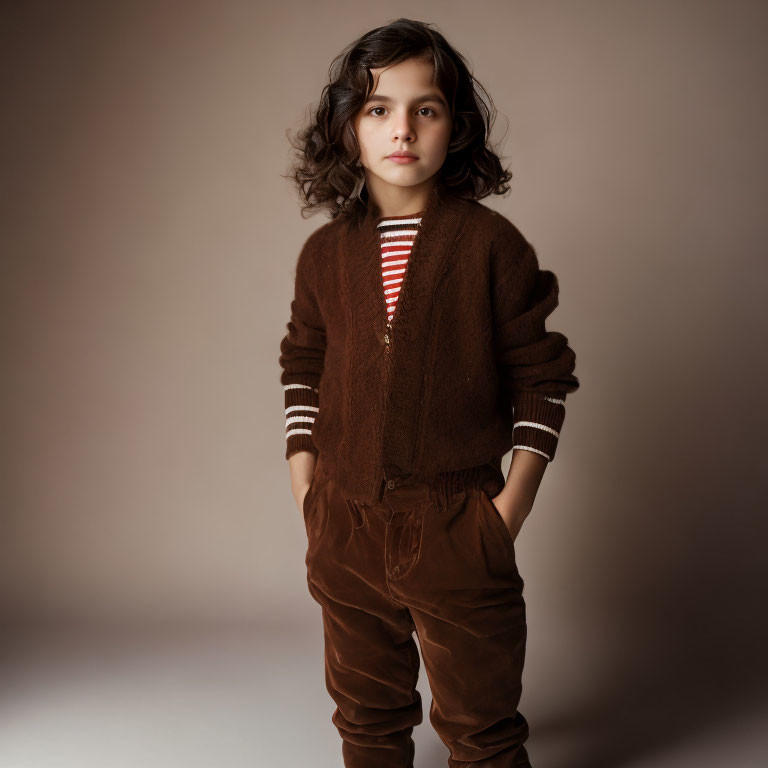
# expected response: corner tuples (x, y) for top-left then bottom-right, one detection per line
(376, 211), (424, 328)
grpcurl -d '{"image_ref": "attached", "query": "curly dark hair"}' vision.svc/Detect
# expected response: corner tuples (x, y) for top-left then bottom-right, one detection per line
(284, 18), (513, 223)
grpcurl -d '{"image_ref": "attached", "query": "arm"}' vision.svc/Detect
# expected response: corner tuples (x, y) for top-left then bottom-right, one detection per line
(489, 222), (580, 536)
(278, 234), (327, 508)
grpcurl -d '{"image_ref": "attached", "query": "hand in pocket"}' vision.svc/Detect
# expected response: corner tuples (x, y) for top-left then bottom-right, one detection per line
(486, 491), (525, 543)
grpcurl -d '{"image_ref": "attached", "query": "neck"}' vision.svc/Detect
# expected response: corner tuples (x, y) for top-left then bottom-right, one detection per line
(365, 176), (438, 219)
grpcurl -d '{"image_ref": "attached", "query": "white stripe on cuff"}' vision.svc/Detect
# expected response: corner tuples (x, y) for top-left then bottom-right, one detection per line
(513, 420), (560, 438)
(286, 427), (314, 438)
(512, 445), (551, 460)
(285, 415), (316, 426)
(285, 405), (319, 415)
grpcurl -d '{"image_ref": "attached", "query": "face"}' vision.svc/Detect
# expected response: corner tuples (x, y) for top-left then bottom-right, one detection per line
(352, 57), (453, 197)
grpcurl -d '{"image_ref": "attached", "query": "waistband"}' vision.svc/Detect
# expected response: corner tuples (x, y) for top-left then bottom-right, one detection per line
(314, 453), (505, 516)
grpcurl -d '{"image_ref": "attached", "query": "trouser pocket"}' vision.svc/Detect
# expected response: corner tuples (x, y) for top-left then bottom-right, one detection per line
(303, 471), (332, 547)
(475, 485), (523, 585)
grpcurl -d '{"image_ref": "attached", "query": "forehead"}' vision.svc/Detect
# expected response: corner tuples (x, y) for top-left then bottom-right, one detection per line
(361, 58), (450, 114)
(367, 58), (442, 97)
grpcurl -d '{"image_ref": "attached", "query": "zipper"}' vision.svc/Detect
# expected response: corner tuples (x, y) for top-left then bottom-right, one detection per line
(377, 246), (396, 500)
(379, 318), (394, 501)
(378, 218), (449, 500)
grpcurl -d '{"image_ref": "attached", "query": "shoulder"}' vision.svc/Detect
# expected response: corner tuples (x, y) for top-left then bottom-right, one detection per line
(294, 214), (347, 276)
(460, 199), (534, 280)
(466, 199), (530, 252)
(299, 214), (346, 255)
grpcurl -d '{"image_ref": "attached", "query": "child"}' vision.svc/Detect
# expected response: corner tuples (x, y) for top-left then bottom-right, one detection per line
(279, 18), (579, 768)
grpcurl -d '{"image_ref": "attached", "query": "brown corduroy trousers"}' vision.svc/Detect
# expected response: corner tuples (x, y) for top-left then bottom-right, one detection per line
(301, 454), (533, 768)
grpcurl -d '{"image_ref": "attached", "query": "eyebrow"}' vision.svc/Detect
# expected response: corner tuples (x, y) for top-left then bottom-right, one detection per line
(364, 93), (449, 109)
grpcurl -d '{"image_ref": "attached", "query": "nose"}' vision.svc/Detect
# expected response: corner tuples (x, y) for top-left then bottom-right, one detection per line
(391, 112), (415, 143)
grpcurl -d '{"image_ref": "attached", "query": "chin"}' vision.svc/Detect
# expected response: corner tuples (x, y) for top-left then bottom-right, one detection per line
(380, 169), (432, 186)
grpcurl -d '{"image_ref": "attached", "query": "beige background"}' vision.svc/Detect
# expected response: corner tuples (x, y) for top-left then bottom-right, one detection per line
(1, 1), (767, 766)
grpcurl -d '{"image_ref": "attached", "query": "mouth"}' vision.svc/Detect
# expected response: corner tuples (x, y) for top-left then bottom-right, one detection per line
(387, 152), (419, 164)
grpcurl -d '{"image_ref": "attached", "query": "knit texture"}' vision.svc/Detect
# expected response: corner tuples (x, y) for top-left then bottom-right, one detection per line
(279, 183), (580, 506)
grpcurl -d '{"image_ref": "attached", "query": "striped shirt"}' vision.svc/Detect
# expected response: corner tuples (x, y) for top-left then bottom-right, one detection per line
(377, 211), (424, 329)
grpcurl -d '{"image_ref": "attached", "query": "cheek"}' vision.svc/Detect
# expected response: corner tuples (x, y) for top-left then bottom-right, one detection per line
(356, 124), (379, 155)
(429, 119), (452, 144)
(425, 124), (452, 157)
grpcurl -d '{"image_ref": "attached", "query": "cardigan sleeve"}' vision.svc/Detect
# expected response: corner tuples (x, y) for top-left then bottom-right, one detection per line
(490, 220), (580, 462)
(278, 233), (327, 460)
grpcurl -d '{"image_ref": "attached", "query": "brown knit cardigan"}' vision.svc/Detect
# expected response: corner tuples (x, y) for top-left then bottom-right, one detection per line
(279, 183), (580, 506)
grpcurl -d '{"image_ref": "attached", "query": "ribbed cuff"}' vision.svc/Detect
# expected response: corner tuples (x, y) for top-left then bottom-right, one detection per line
(511, 390), (566, 461)
(286, 434), (319, 460)
(284, 382), (319, 460)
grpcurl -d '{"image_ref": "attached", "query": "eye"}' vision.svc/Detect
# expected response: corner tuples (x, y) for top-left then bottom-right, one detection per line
(366, 106), (439, 118)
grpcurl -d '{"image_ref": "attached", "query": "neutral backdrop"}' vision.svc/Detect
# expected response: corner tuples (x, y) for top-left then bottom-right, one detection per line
(1, 1), (766, 766)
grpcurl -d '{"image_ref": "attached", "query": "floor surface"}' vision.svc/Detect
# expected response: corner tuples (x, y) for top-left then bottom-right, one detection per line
(0, 622), (765, 768)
